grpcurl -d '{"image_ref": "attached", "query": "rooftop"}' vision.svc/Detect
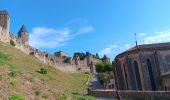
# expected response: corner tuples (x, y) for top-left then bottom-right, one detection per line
(115, 42), (170, 58)
(18, 25), (28, 37)
(0, 10), (8, 15)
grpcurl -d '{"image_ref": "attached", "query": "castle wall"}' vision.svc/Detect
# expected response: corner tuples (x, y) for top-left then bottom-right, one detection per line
(0, 10), (104, 73)
(0, 13), (10, 43)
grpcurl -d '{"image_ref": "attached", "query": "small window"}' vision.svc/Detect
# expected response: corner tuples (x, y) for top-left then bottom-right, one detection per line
(164, 54), (170, 64)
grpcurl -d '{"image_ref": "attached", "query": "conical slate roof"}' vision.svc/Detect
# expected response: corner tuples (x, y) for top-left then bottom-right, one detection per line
(0, 10), (8, 15)
(18, 25), (28, 37)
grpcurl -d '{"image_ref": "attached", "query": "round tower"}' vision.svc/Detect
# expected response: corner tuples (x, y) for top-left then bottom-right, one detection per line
(0, 10), (10, 43)
(73, 54), (80, 65)
(18, 25), (29, 45)
(86, 52), (92, 66)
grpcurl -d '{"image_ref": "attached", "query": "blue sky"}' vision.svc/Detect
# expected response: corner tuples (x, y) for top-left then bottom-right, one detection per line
(1, 0), (170, 60)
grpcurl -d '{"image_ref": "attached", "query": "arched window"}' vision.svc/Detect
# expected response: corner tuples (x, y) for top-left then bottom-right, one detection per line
(147, 59), (156, 91)
(133, 61), (142, 90)
(123, 63), (129, 90)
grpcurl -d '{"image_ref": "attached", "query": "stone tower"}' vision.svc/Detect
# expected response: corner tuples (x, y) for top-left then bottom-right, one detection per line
(89, 61), (96, 73)
(18, 25), (29, 45)
(73, 54), (80, 66)
(86, 52), (92, 66)
(0, 10), (10, 43)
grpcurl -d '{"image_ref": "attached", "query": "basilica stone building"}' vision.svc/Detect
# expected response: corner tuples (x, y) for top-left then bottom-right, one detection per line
(114, 43), (170, 91)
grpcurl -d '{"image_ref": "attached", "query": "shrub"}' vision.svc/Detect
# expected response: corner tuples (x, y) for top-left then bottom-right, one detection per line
(8, 94), (24, 100)
(10, 81), (17, 87)
(35, 89), (41, 96)
(10, 40), (15, 46)
(40, 68), (47, 74)
(8, 71), (17, 78)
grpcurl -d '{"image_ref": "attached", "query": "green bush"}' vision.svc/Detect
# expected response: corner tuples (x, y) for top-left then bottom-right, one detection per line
(10, 40), (15, 46)
(8, 94), (24, 100)
(10, 81), (17, 87)
(40, 68), (47, 74)
(35, 89), (41, 96)
(8, 71), (17, 78)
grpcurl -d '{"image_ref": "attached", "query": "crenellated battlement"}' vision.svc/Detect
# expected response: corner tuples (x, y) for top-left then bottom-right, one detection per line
(0, 10), (103, 73)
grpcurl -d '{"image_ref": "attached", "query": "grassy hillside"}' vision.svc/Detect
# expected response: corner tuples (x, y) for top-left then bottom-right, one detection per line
(0, 41), (92, 100)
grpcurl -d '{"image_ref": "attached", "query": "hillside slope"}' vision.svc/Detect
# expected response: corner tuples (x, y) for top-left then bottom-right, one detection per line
(0, 41), (90, 99)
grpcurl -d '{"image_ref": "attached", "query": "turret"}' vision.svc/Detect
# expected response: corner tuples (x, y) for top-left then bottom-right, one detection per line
(102, 54), (110, 62)
(0, 10), (10, 43)
(89, 61), (96, 73)
(86, 52), (92, 66)
(73, 54), (80, 65)
(18, 25), (29, 45)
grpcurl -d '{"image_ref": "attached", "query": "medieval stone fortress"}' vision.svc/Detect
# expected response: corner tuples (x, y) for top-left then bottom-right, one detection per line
(0, 10), (109, 73)
(1, 9), (170, 99)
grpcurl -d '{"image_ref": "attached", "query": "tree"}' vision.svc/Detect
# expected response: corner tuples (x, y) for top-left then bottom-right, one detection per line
(96, 53), (99, 59)
(95, 62), (105, 73)
(104, 61), (113, 72)
(74, 52), (86, 60)
(95, 61), (113, 73)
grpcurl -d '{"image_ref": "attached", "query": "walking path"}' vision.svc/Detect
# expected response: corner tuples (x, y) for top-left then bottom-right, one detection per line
(89, 74), (115, 100)
(89, 74), (102, 89)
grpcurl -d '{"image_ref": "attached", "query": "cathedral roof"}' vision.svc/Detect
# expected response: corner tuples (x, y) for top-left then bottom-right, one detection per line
(18, 25), (28, 37)
(115, 42), (170, 59)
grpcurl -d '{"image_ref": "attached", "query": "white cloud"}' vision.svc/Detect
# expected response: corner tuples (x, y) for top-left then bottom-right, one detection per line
(139, 33), (146, 37)
(99, 45), (118, 55)
(29, 26), (93, 49)
(142, 30), (170, 44)
(76, 26), (94, 35)
(125, 44), (131, 49)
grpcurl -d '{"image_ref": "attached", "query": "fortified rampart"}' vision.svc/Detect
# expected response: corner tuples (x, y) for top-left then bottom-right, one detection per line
(0, 10), (103, 72)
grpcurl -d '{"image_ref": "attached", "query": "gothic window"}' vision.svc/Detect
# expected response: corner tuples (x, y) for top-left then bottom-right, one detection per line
(133, 60), (142, 90)
(164, 54), (170, 64)
(147, 59), (156, 91)
(123, 63), (129, 90)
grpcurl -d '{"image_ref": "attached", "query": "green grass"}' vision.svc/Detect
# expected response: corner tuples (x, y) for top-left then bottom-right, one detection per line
(59, 91), (95, 100)
(8, 94), (24, 100)
(0, 41), (91, 98)
(0, 51), (8, 66)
